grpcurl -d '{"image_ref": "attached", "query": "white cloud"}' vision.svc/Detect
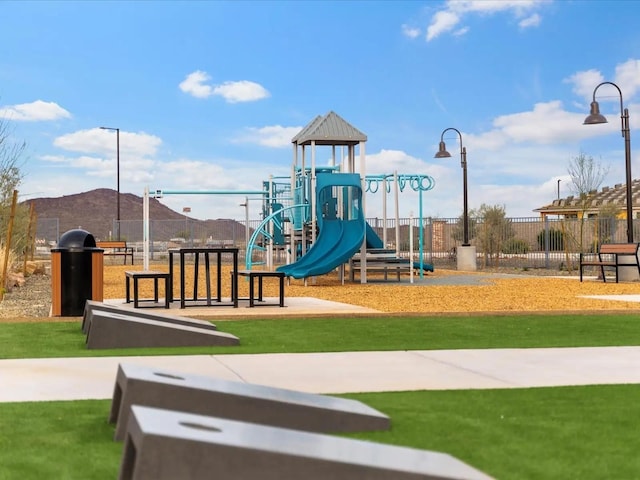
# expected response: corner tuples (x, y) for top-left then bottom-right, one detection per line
(53, 128), (162, 157)
(0, 100), (71, 121)
(179, 71), (270, 103)
(401, 24), (421, 39)
(40, 154), (67, 163)
(149, 159), (291, 220)
(426, 0), (549, 41)
(452, 26), (470, 37)
(614, 59), (640, 99)
(491, 101), (598, 144)
(564, 59), (640, 106)
(427, 10), (460, 41)
(365, 149), (432, 175)
(212, 80), (270, 103)
(178, 70), (213, 98)
(564, 69), (604, 102)
(519, 13), (541, 28)
(234, 125), (302, 148)
(464, 100), (618, 151)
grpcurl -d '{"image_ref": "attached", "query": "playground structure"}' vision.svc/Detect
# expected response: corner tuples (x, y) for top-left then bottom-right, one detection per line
(142, 111), (436, 283)
(248, 112), (436, 283)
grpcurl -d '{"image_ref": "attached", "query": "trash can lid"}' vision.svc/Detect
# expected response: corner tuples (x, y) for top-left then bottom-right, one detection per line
(57, 229), (97, 248)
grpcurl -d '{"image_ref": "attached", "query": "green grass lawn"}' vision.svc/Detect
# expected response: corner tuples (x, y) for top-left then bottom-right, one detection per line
(2, 313), (640, 479)
(2, 313), (640, 359)
(1, 384), (639, 480)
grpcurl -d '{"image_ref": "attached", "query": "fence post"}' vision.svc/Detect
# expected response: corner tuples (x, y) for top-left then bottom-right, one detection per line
(544, 216), (550, 269)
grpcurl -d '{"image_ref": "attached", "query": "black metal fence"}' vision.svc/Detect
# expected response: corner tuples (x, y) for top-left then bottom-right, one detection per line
(35, 216), (636, 271)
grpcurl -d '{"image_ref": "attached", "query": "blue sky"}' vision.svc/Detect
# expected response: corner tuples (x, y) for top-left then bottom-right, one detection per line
(2, 0), (640, 221)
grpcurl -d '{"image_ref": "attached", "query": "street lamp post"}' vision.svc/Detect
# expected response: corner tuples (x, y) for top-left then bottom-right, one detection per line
(100, 126), (120, 240)
(435, 127), (476, 271)
(583, 81), (633, 243)
(435, 127), (469, 246)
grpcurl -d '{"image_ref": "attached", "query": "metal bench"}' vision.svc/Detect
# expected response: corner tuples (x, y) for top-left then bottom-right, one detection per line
(232, 270), (285, 307)
(125, 271), (171, 308)
(349, 249), (411, 281)
(97, 241), (134, 265)
(579, 243), (640, 282)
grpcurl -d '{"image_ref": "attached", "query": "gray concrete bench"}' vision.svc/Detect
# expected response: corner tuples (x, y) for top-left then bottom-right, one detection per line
(82, 300), (217, 334)
(110, 363), (389, 441)
(85, 311), (238, 350)
(118, 406), (492, 480)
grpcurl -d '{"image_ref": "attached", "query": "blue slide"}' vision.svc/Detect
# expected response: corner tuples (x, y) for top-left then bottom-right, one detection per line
(277, 172), (366, 279)
(279, 218), (364, 279)
(365, 221), (384, 249)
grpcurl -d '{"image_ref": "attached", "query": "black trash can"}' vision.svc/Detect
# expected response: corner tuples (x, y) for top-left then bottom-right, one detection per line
(51, 229), (104, 316)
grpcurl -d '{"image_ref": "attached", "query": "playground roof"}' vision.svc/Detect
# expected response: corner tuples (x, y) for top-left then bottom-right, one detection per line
(293, 111), (367, 146)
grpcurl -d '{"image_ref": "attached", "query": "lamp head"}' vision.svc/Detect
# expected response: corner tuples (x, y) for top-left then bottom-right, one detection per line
(434, 141), (451, 158)
(583, 101), (608, 125)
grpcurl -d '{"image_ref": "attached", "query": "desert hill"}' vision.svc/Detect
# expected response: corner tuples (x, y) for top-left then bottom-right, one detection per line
(26, 188), (245, 242)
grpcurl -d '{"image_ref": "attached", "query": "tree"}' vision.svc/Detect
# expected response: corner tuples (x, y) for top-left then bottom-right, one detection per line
(596, 202), (619, 248)
(567, 151), (609, 253)
(537, 228), (565, 251)
(474, 204), (514, 267)
(0, 118), (25, 206)
(451, 214), (477, 245)
(0, 117), (27, 262)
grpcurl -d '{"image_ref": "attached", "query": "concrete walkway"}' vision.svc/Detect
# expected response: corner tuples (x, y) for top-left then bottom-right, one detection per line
(2, 346), (640, 403)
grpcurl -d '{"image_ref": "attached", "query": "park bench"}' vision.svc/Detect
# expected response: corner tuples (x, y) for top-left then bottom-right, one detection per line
(96, 240), (134, 265)
(231, 270), (285, 307)
(579, 243), (640, 283)
(349, 249), (414, 282)
(124, 270), (171, 309)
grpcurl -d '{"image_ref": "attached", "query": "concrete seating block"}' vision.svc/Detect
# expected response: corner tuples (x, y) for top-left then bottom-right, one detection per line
(85, 311), (238, 350)
(110, 363), (390, 441)
(118, 406), (492, 480)
(82, 300), (217, 334)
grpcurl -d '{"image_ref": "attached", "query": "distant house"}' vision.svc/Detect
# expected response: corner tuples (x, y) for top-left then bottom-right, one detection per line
(534, 179), (640, 219)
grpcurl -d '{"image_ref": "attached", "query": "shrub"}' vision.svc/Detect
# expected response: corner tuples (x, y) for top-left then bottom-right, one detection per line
(537, 228), (564, 251)
(502, 238), (529, 254)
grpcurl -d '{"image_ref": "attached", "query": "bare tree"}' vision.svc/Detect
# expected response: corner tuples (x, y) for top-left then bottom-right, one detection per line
(475, 204), (514, 267)
(567, 151), (609, 253)
(0, 116), (27, 256)
(568, 152), (609, 198)
(0, 118), (25, 203)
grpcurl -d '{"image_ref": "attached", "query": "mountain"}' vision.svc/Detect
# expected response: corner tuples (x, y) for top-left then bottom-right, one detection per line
(25, 188), (246, 242)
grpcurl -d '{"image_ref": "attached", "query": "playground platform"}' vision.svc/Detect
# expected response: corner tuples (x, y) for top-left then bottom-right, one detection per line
(105, 296), (381, 318)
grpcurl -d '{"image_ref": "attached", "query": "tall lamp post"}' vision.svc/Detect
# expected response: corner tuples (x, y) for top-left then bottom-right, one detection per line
(100, 126), (120, 240)
(435, 127), (476, 271)
(583, 81), (633, 243)
(435, 127), (469, 246)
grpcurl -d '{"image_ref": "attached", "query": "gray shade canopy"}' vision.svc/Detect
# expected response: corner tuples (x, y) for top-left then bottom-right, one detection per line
(293, 111), (367, 146)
